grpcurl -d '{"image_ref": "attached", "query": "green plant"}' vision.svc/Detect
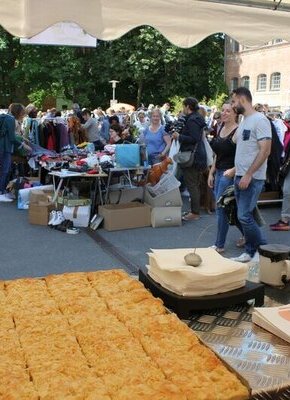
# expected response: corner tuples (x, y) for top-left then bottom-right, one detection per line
(27, 89), (49, 109)
(169, 95), (184, 115)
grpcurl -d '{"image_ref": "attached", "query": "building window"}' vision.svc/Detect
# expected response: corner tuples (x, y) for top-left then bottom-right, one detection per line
(230, 77), (239, 91)
(257, 74), (267, 91)
(230, 39), (239, 52)
(241, 76), (250, 89)
(270, 72), (281, 91)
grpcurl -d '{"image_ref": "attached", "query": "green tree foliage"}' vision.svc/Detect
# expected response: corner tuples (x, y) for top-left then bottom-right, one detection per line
(169, 95), (184, 115)
(206, 92), (229, 110)
(0, 25), (226, 109)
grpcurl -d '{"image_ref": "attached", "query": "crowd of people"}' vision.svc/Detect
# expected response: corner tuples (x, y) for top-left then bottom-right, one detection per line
(208, 88), (290, 264)
(0, 90), (290, 265)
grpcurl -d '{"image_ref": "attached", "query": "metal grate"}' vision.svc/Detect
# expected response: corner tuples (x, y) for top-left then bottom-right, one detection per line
(183, 302), (290, 399)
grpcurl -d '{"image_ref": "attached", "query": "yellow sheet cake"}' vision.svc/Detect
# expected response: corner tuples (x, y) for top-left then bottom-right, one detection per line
(0, 269), (249, 399)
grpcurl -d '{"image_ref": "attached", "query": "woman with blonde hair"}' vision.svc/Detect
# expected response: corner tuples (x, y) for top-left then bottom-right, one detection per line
(143, 108), (171, 165)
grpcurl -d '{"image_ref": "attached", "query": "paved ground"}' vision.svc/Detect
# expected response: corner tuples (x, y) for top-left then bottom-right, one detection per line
(0, 197), (289, 282)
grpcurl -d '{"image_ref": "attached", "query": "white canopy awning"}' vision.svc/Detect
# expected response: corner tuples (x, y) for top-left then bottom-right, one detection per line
(0, 0), (290, 48)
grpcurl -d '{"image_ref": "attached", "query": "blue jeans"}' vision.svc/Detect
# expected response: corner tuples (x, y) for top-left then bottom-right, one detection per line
(281, 171), (290, 219)
(235, 176), (267, 257)
(0, 151), (11, 194)
(214, 169), (234, 248)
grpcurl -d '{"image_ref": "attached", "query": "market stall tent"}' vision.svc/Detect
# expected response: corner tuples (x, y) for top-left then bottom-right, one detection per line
(106, 103), (135, 114)
(0, 0), (290, 47)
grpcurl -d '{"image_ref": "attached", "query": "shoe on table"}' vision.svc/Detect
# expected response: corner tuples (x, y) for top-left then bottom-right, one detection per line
(0, 194), (13, 203)
(231, 252), (251, 263)
(269, 220), (290, 231)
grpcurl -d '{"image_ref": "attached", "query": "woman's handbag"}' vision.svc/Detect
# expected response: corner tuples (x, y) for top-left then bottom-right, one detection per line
(173, 150), (195, 168)
(173, 139), (207, 170)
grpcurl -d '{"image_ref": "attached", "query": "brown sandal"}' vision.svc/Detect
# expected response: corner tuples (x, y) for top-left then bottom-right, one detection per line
(182, 213), (200, 221)
(209, 245), (225, 254)
(236, 237), (246, 248)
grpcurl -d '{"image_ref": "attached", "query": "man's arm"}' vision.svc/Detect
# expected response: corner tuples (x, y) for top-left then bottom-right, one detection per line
(172, 117), (204, 144)
(82, 118), (93, 130)
(178, 118), (202, 144)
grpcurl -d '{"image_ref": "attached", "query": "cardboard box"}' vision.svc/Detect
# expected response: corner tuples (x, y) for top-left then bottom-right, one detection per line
(151, 206), (182, 228)
(63, 205), (91, 227)
(108, 186), (144, 204)
(30, 190), (54, 204)
(144, 187), (182, 208)
(57, 196), (91, 207)
(18, 185), (54, 209)
(258, 191), (280, 201)
(28, 189), (55, 225)
(99, 202), (151, 231)
(29, 202), (54, 225)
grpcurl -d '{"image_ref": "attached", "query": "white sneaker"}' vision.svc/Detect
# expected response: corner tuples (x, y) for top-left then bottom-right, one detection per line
(48, 210), (57, 225)
(251, 251), (260, 263)
(5, 192), (15, 200)
(51, 211), (65, 226)
(231, 252), (251, 263)
(181, 189), (190, 197)
(0, 194), (13, 203)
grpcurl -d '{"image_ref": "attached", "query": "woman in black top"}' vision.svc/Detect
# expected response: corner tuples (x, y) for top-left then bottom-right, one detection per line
(208, 103), (243, 253)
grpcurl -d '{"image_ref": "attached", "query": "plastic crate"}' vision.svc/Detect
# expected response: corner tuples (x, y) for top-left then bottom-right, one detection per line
(147, 173), (180, 197)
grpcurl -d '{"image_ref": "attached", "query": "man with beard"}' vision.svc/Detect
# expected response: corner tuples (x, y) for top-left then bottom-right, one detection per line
(230, 87), (272, 263)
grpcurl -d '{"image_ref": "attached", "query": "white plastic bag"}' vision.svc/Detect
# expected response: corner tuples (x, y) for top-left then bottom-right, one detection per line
(203, 135), (214, 167)
(168, 139), (180, 176)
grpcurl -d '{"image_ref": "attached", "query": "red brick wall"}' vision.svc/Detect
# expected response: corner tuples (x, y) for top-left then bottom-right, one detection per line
(225, 38), (290, 110)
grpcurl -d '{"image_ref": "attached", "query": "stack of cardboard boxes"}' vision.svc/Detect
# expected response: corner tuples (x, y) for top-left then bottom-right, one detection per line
(28, 189), (91, 228)
(28, 189), (54, 225)
(144, 173), (182, 228)
(98, 202), (151, 231)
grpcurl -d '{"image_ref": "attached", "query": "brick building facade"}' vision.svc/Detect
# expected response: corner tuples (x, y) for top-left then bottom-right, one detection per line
(225, 37), (290, 111)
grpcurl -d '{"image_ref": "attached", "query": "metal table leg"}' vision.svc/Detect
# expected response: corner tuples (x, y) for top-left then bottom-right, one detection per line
(52, 177), (63, 204)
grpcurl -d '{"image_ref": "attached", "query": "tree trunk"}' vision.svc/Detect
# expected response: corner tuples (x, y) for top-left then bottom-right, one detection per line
(137, 79), (143, 107)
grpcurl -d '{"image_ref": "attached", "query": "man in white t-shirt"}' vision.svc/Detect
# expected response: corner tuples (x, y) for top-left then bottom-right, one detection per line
(230, 87), (272, 263)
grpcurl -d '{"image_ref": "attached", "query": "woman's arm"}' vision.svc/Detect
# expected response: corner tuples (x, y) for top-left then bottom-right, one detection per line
(160, 134), (171, 157)
(208, 155), (216, 188)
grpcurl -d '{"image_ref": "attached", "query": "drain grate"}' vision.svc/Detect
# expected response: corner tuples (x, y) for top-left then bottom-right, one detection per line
(86, 229), (140, 275)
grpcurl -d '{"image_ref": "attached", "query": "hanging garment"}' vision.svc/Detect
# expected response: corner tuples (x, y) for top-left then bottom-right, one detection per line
(24, 118), (39, 145)
(58, 123), (70, 150)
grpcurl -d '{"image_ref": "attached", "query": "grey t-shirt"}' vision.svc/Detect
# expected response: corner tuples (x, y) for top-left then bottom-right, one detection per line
(235, 112), (272, 180)
(82, 117), (100, 143)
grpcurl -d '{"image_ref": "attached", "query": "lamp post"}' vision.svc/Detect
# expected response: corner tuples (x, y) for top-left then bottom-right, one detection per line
(109, 80), (119, 107)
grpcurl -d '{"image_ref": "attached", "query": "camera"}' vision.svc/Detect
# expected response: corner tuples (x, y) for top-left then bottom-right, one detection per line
(164, 115), (186, 135)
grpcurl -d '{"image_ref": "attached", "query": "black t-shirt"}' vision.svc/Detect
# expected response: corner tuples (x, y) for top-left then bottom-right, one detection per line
(211, 126), (237, 170)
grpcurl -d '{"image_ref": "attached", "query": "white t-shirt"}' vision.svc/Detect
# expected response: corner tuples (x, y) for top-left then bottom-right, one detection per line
(235, 112), (272, 180)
